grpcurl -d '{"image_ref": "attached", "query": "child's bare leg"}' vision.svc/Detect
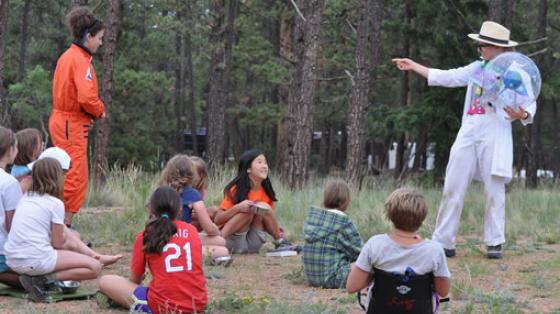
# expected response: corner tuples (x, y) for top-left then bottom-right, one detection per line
(53, 250), (102, 281)
(200, 234), (227, 247)
(254, 209), (281, 240)
(69, 228), (82, 240)
(0, 271), (21, 288)
(202, 245), (230, 258)
(221, 212), (254, 238)
(62, 226), (123, 266)
(99, 274), (137, 309)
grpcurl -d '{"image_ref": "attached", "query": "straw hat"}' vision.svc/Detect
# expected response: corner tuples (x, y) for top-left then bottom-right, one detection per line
(468, 21), (518, 47)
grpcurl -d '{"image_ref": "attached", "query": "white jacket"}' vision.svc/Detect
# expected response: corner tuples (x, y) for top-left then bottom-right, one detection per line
(427, 60), (537, 180)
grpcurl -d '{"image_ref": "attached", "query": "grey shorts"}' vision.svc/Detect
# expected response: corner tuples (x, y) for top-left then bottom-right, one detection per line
(226, 228), (267, 254)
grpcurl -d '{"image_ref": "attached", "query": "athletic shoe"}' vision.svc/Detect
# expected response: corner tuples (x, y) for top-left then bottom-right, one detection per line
(487, 244), (503, 259)
(19, 274), (50, 303)
(444, 248), (456, 258)
(273, 238), (302, 253)
(210, 255), (234, 267)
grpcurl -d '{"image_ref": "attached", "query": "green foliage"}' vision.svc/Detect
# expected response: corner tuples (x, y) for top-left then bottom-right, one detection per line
(8, 65), (52, 129)
(2, 0), (559, 179)
(109, 69), (175, 168)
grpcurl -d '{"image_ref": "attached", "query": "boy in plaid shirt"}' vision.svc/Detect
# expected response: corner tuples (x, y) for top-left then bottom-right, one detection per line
(302, 179), (363, 288)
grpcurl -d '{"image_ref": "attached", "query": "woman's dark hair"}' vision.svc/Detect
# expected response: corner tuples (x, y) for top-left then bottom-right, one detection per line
(15, 128), (43, 165)
(66, 6), (105, 40)
(223, 149), (277, 204)
(143, 186), (182, 254)
(31, 158), (64, 200)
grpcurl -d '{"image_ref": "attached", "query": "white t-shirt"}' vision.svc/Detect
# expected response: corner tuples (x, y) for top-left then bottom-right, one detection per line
(0, 168), (23, 255)
(4, 192), (64, 260)
(356, 234), (450, 278)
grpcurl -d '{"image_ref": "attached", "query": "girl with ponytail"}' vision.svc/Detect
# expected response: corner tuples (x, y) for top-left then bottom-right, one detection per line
(99, 186), (207, 314)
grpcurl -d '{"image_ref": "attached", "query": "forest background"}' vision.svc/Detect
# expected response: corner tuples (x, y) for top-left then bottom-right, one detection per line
(1, 0), (559, 188)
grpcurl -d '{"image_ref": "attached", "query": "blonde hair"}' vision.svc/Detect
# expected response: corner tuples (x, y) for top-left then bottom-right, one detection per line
(323, 179), (351, 211)
(384, 188), (427, 232)
(158, 154), (194, 194)
(31, 158), (64, 200)
(190, 156), (208, 192)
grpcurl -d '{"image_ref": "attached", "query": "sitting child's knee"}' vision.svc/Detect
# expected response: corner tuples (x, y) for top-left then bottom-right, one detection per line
(91, 262), (103, 278)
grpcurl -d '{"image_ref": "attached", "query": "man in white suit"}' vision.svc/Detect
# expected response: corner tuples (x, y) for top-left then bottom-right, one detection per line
(392, 21), (537, 259)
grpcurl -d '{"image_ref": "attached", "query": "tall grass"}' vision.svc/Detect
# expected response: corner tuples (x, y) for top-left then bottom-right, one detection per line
(79, 166), (560, 249)
(8, 167), (560, 313)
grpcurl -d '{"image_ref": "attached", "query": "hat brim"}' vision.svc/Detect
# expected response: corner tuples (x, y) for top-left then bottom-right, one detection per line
(468, 34), (518, 47)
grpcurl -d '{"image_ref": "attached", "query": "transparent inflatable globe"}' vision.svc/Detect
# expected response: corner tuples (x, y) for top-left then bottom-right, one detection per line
(480, 52), (541, 119)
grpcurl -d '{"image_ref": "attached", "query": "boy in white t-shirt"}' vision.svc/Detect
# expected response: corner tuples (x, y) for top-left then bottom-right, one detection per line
(0, 127), (23, 288)
(347, 188), (451, 310)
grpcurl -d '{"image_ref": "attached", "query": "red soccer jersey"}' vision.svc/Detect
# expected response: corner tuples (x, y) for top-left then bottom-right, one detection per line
(131, 220), (207, 314)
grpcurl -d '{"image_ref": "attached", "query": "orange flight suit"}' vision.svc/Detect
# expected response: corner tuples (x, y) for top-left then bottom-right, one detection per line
(49, 43), (104, 213)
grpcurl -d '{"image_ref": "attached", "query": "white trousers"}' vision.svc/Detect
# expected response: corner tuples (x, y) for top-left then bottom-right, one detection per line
(432, 115), (507, 249)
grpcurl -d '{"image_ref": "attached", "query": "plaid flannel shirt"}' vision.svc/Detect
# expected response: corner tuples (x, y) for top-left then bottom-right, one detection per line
(302, 206), (363, 288)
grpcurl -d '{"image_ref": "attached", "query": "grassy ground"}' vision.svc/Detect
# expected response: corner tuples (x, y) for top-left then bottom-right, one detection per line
(1, 167), (559, 313)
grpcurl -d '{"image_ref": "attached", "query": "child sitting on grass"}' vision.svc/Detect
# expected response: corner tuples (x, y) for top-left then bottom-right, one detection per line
(189, 156), (219, 229)
(302, 179), (362, 288)
(99, 186), (207, 314)
(347, 188), (450, 310)
(5, 158), (122, 302)
(0, 127), (23, 288)
(214, 149), (298, 254)
(158, 155), (229, 261)
(10, 128), (43, 181)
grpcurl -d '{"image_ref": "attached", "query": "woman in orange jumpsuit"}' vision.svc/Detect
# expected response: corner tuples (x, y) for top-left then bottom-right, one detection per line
(49, 6), (105, 226)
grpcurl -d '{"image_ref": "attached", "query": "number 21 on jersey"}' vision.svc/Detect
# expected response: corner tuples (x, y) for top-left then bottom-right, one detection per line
(163, 242), (192, 273)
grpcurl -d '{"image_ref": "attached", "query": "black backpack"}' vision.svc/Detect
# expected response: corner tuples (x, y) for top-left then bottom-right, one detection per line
(359, 267), (435, 314)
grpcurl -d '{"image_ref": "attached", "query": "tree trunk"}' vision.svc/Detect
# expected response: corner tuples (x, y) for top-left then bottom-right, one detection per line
(207, 0), (236, 167)
(318, 126), (328, 174)
(345, 0), (371, 182)
(275, 9), (292, 168)
(184, 2), (198, 155)
(223, 0), (237, 160)
(92, 0), (121, 183)
(552, 99), (560, 182)
(18, 0), (31, 79)
(526, 0), (547, 188)
(206, 0), (226, 166)
(174, 27), (185, 152)
(283, 0), (324, 189)
(173, 1), (197, 155)
(412, 129), (428, 171)
(345, 0), (382, 182)
(0, 0), (9, 127)
(394, 0), (412, 180)
(488, 0), (516, 29)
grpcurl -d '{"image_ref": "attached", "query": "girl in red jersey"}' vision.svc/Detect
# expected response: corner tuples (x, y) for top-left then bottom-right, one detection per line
(98, 187), (207, 313)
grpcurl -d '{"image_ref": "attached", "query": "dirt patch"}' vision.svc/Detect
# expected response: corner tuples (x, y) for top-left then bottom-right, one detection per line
(1, 237), (559, 313)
